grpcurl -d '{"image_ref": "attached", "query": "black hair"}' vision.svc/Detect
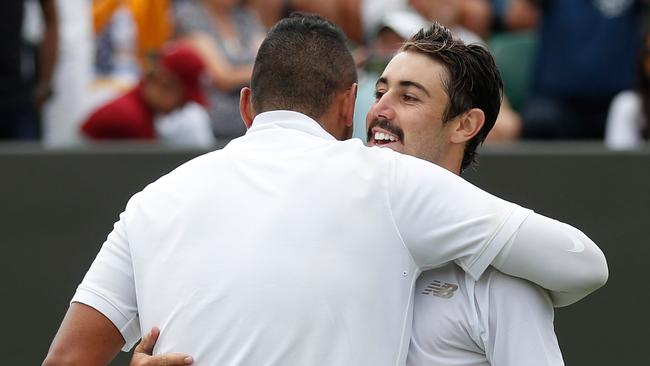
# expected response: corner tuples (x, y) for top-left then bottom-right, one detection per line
(250, 13), (358, 120)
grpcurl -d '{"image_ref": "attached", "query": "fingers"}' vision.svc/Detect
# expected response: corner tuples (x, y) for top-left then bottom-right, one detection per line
(134, 327), (161, 355)
(143, 353), (194, 366)
(131, 353), (194, 366)
(130, 327), (193, 366)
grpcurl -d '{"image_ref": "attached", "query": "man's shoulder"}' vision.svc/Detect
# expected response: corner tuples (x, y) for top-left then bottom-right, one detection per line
(138, 149), (225, 192)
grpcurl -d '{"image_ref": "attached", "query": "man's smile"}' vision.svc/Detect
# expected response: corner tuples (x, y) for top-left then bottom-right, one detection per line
(369, 127), (402, 148)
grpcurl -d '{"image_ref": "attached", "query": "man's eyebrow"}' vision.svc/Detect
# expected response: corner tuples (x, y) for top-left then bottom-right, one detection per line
(375, 77), (431, 97)
(399, 80), (431, 97)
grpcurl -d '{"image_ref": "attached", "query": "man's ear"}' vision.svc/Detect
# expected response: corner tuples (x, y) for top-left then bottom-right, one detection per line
(239, 87), (255, 129)
(340, 83), (358, 128)
(450, 108), (485, 144)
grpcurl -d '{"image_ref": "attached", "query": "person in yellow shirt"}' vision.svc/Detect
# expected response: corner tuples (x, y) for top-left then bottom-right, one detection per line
(93, 0), (173, 69)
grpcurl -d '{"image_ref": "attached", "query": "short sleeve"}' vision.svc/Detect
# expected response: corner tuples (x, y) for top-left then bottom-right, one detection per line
(387, 152), (531, 279)
(481, 271), (564, 366)
(70, 198), (141, 351)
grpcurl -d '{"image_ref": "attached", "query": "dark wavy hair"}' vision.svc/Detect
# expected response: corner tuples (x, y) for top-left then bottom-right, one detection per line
(400, 22), (503, 172)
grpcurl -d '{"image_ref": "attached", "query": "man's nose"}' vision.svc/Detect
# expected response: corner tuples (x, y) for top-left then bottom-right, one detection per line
(373, 94), (395, 121)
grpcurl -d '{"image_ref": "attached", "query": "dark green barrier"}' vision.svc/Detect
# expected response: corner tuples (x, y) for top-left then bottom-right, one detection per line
(1, 143), (648, 365)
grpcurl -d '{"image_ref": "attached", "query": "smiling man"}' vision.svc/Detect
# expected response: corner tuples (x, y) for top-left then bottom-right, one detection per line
(367, 24), (565, 366)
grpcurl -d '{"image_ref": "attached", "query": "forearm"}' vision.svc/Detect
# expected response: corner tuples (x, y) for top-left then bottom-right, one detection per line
(492, 213), (608, 307)
(37, 0), (59, 103)
(182, 35), (253, 91)
(209, 64), (253, 91)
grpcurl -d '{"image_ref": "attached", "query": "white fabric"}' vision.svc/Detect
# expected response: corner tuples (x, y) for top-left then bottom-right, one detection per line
(72, 110), (531, 365)
(492, 214), (608, 307)
(407, 266), (564, 366)
(155, 102), (217, 148)
(605, 90), (646, 150)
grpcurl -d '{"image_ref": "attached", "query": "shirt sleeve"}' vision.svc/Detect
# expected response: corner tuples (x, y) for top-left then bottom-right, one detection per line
(481, 271), (565, 366)
(387, 152), (532, 279)
(70, 197), (141, 351)
(491, 213), (608, 307)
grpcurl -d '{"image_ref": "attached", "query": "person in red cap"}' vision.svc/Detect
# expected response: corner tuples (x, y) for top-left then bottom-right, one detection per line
(81, 42), (209, 140)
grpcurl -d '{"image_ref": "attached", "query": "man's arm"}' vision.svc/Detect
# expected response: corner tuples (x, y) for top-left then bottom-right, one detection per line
(42, 303), (124, 366)
(492, 213), (608, 307)
(388, 152), (607, 307)
(36, 0), (58, 107)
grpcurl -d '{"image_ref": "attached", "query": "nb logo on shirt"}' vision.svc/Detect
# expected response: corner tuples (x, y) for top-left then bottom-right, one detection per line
(421, 280), (459, 299)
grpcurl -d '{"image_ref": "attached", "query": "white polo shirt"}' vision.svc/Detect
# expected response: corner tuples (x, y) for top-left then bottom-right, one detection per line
(72, 111), (531, 366)
(407, 266), (564, 366)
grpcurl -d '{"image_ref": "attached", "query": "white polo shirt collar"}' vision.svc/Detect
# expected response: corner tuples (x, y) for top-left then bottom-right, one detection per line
(248, 110), (336, 141)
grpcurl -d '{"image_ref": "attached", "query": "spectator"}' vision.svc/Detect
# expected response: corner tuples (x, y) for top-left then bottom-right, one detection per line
(81, 43), (215, 148)
(36, 0), (94, 147)
(93, 0), (174, 70)
(246, 0), (410, 45)
(514, 0), (643, 140)
(458, 0), (493, 39)
(90, 0), (176, 117)
(605, 33), (650, 149)
(175, 0), (265, 139)
(409, 0), (483, 44)
(0, 0), (58, 141)
(499, 0), (538, 30)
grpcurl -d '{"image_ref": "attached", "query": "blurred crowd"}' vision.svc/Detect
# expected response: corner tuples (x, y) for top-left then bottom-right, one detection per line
(0, 0), (648, 149)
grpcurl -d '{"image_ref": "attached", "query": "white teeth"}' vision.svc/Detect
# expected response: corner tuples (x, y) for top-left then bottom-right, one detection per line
(374, 131), (397, 142)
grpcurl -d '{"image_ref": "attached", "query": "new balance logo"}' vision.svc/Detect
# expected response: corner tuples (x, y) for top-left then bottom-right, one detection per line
(421, 280), (459, 299)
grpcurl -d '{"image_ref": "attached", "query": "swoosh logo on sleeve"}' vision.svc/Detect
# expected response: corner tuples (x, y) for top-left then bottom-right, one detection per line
(566, 225), (585, 253)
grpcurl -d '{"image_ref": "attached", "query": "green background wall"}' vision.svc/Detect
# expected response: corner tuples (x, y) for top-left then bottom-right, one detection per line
(1, 143), (647, 365)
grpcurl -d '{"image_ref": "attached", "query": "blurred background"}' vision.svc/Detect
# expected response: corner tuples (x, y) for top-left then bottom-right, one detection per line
(2, 0), (650, 147)
(2, 0), (650, 365)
